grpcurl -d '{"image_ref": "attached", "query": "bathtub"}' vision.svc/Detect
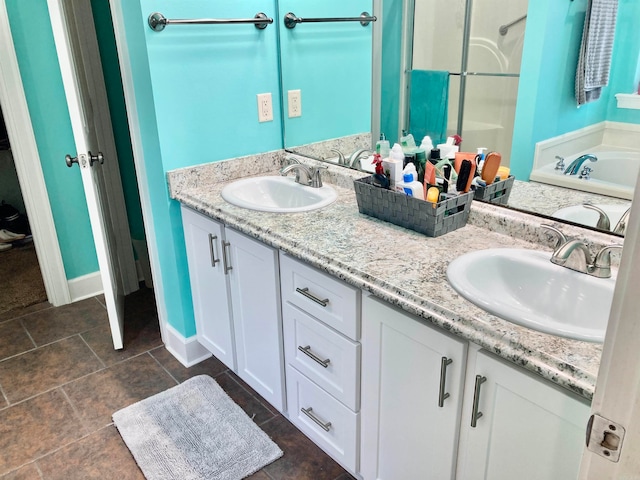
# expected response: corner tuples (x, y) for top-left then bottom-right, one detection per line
(529, 149), (640, 200)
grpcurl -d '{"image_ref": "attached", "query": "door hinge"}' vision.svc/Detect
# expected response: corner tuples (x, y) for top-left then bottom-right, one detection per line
(586, 414), (625, 462)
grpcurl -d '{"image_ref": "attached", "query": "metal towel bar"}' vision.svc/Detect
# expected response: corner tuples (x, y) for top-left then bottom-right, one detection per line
(148, 12), (273, 32)
(284, 11), (376, 29)
(499, 14), (527, 36)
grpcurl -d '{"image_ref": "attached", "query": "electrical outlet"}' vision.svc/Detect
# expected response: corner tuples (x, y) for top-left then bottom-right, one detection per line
(288, 89), (302, 118)
(257, 93), (273, 122)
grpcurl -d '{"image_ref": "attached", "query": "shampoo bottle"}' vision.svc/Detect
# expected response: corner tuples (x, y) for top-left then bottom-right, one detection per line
(400, 172), (425, 200)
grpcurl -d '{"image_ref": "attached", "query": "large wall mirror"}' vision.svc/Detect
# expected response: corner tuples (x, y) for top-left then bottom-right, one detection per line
(283, 0), (640, 238)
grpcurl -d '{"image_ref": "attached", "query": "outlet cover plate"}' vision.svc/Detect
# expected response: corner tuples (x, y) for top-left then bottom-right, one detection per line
(257, 93), (273, 122)
(288, 89), (302, 118)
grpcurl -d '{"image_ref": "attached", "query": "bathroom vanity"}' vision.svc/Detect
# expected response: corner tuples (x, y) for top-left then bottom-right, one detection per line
(169, 153), (608, 479)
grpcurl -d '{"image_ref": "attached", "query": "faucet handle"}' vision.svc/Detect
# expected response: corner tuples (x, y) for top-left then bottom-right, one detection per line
(310, 165), (327, 188)
(541, 224), (568, 249)
(329, 148), (346, 166)
(582, 204), (611, 231)
(592, 244), (623, 278)
(554, 156), (565, 170)
(613, 207), (631, 235)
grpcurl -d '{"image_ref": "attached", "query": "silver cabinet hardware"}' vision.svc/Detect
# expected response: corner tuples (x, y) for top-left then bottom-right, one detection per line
(298, 345), (331, 368)
(301, 407), (332, 432)
(148, 12), (273, 32)
(438, 357), (453, 407)
(295, 287), (329, 307)
(222, 241), (232, 274)
(471, 375), (487, 427)
(208, 234), (220, 267)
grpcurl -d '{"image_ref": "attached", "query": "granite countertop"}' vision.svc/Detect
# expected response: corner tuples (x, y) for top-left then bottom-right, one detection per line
(167, 152), (613, 401)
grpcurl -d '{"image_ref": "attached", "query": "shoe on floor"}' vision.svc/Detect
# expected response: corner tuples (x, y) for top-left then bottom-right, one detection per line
(0, 229), (25, 243)
(0, 242), (12, 252)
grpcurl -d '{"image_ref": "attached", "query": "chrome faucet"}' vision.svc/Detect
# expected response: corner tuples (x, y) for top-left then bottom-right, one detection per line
(613, 207), (631, 235)
(541, 224), (622, 278)
(348, 149), (373, 170)
(564, 154), (597, 175)
(329, 148), (347, 166)
(582, 204), (631, 234)
(280, 159), (326, 188)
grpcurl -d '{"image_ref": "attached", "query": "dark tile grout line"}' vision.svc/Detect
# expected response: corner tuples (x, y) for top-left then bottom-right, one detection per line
(1, 423), (118, 479)
(78, 331), (108, 370)
(0, 347), (159, 410)
(0, 301), (53, 324)
(59, 385), (93, 437)
(19, 317), (40, 349)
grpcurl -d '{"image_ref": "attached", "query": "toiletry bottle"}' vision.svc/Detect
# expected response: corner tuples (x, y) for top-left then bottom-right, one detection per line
(383, 143), (405, 186)
(395, 163), (418, 194)
(400, 130), (416, 153)
(400, 172), (425, 200)
(376, 133), (391, 159)
(371, 153), (390, 189)
(429, 148), (441, 165)
(419, 136), (433, 152)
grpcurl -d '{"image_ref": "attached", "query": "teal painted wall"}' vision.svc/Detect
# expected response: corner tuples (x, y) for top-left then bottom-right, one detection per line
(279, 0), (372, 147)
(7, 0), (98, 279)
(380, 0), (403, 144)
(511, 0), (640, 180)
(121, 0), (284, 337)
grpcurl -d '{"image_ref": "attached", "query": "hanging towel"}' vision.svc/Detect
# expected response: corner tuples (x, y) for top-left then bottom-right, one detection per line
(575, 0), (619, 106)
(409, 70), (449, 144)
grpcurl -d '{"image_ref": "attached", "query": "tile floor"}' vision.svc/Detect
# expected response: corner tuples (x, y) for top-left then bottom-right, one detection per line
(0, 287), (354, 480)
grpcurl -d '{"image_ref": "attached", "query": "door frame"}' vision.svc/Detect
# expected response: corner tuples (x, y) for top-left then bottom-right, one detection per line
(0, 0), (70, 306)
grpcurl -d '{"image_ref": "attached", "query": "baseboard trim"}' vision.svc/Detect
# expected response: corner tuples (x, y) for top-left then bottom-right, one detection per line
(67, 271), (103, 302)
(163, 323), (212, 368)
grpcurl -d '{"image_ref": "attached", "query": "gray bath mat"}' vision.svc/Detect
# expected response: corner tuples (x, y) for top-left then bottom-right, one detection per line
(113, 375), (282, 480)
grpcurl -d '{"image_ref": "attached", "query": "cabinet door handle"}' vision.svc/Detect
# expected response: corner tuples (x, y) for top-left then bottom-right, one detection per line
(438, 356), (453, 407)
(298, 345), (331, 368)
(301, 407), (332, 432)
(470, 375), (487, 427)
(208, 234), (220, 267)
(222, 241), (232, 274)
(295, 287), (329, 307)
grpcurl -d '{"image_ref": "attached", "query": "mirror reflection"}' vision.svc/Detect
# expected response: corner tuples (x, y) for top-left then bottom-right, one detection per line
(283, 0), (640, 237)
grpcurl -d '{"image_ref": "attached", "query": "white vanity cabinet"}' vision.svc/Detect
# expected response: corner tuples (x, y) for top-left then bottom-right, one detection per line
(360, 295), (591, 480)
(280, 254), (361, 473)
(455, 349), (590, 480)
(360, 295), (468, 480)
(181, 206), (285, 412)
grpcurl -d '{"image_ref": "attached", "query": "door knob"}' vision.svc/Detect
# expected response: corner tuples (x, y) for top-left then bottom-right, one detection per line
(89, 151), (104, 166)
(65, 154), (79, 168)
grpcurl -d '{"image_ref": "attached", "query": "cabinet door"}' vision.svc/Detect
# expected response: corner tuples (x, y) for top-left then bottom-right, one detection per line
(360, 296), (467, 480)
(226, 228), (285, 412)
(181, 206), (235, 369)
(456, 350), (590, 480)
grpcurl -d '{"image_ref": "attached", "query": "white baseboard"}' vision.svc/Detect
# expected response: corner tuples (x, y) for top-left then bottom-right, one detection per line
(163, 323), (212, 368)
(67, 271), (103, 302)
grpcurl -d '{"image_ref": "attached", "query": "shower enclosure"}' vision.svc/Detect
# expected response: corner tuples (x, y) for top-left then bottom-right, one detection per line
(401, 0), (528, 164)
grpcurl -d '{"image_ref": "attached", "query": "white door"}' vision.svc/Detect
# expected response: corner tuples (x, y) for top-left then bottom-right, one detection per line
(47, 0), (136, 349)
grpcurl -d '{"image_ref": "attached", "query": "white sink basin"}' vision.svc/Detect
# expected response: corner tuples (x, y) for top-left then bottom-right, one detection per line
(553, 204), (630, 231)
(221, 176), (337, 213)
(446, 248), (616, 342)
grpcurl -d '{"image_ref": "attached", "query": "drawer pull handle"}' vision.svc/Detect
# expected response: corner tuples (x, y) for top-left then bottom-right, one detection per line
(208, 234), (220, 267)
(301, 407), (332, 432)
(222, 241), (232, 274)
(438, 357), (453, 407)
(296, 287), (329, 307)
(471, 375), (487, 427)
(298, 345), (331, 368)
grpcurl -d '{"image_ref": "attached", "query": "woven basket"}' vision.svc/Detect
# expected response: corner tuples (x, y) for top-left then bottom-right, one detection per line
(353, 176), (473, 237)
(473, 175), (515, 205)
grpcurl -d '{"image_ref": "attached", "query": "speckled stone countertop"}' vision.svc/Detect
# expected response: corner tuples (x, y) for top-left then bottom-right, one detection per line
(167, 152), (622, 401)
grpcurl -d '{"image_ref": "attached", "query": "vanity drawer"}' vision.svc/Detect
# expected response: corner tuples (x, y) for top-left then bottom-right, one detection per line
(286, 365), (359, 473)
(280, 253), (360, 340)
(283, 302), (360, 411)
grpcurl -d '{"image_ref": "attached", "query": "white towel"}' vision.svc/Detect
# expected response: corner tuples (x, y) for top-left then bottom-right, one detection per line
(575, 0), (618, 106)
